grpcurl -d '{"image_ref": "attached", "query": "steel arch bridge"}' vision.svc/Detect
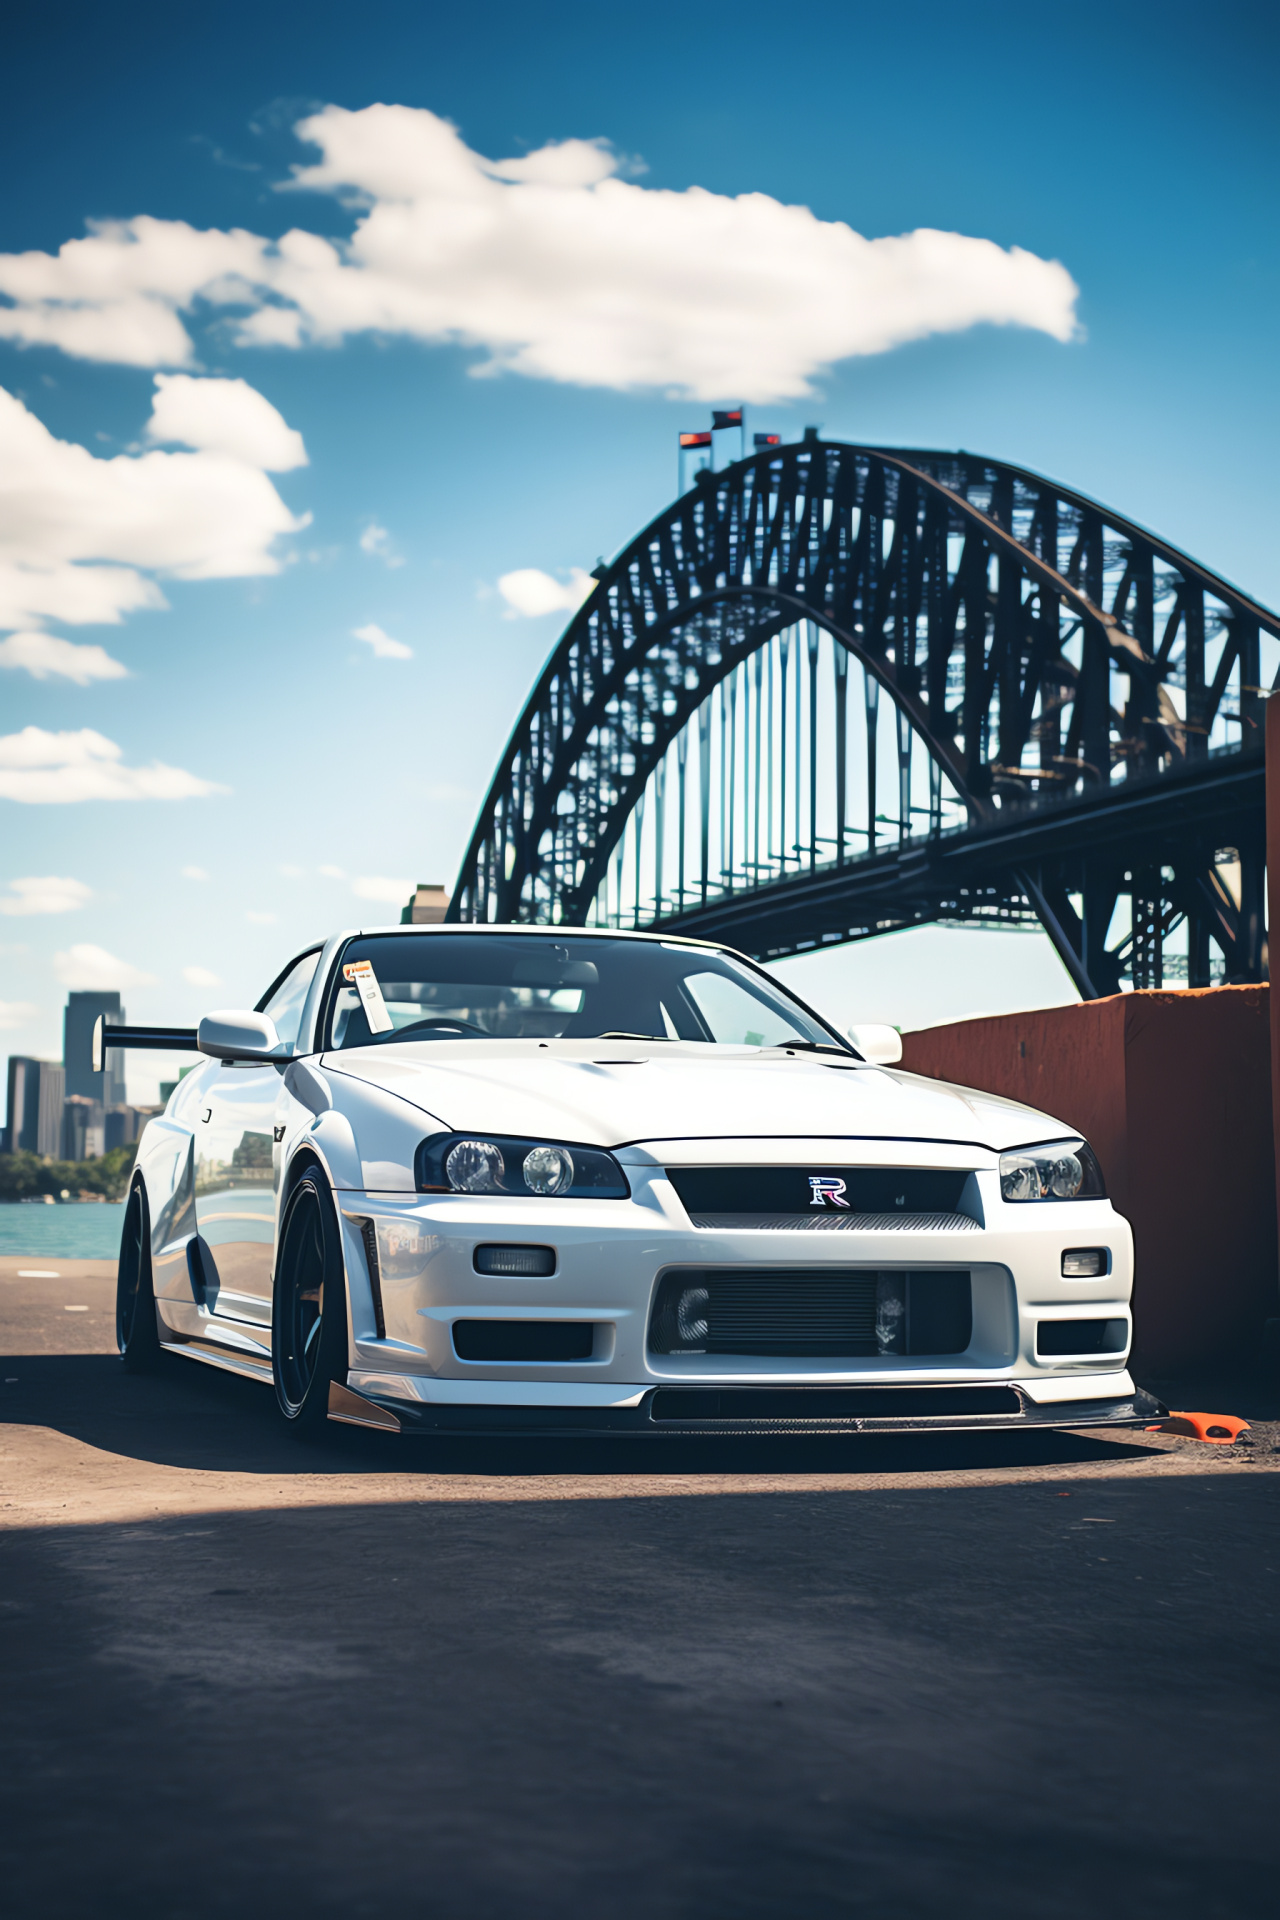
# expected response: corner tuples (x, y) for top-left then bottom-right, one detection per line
(450, 437), (1280, 996)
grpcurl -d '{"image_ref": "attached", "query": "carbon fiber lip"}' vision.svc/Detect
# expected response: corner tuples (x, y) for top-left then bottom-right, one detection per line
(361, 1387), (1168, 1436)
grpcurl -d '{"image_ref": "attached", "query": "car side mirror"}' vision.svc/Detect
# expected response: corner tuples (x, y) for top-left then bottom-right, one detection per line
(847, 1023), (903, 1065)
(197, 1010), (285, 1062)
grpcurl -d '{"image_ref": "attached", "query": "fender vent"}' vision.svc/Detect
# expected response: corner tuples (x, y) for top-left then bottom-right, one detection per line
(350, 1216), (386, 1339)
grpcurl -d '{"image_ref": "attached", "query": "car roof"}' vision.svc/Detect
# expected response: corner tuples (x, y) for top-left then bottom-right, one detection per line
(339, 923), (730, 954)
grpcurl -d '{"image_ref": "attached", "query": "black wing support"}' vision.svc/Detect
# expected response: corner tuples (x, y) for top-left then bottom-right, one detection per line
(92, 1017), (200, 1073)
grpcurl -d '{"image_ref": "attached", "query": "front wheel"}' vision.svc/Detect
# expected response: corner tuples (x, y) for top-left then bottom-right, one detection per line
(272, 1166), (349, 1436)
(116, 1179), (163, 1372)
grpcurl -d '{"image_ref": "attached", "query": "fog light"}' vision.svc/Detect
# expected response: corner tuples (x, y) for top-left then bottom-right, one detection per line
(474, 1244), (556, 1277)
(1062, 1247), (1108, 1277)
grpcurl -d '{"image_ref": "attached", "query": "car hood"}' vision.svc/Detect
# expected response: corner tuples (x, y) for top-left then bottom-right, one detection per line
(320, 1040), (1073, 1156)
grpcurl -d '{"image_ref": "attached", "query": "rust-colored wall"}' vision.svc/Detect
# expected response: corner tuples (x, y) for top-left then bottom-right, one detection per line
(899, 986), (1276, 1373)
(1267, 695), (1280, 1309)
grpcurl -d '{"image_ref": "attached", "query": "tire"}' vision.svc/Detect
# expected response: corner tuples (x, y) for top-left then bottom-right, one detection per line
(117, 1178), (163, 1372)
(272, 1165), (349, 1436)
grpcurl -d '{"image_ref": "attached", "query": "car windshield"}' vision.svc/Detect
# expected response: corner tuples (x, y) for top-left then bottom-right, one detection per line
(325, 933), (842, 1051)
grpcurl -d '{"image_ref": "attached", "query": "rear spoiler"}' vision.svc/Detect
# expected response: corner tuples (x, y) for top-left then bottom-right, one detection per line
(92, 1017), (200, 1073)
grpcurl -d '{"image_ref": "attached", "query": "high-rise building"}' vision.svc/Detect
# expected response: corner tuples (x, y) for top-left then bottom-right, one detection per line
(5, 1057), (67, 1157)
(5, 1057), (42, 1154)
(401, 883), (450, 924)
(62, 1095), (105, 1161)
(104, 1104), (159, 1151)
(63, 991), (126, 1105)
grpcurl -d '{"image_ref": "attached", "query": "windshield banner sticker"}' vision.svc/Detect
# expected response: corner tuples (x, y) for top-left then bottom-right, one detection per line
(343, 959), (395, 1034)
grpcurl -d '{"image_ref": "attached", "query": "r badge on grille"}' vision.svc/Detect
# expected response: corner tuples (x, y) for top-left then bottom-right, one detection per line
(809, 1175), (850, 1208)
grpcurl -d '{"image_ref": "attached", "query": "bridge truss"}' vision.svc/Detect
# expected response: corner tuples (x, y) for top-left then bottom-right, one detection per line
(451, 438), (1280, 996)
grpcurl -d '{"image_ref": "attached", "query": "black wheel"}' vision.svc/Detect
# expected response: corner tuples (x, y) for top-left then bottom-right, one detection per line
(272, 1166), (349, 1435)
(117, 1179), (163, 1372)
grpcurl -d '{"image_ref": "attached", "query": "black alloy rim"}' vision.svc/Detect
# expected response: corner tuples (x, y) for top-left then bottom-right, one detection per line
(278, 1183), (326, 1410)
(117, 1185), (145, 1351)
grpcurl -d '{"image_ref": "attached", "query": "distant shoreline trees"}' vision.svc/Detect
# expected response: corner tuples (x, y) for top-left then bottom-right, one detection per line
(0, 1143), (139, 1202)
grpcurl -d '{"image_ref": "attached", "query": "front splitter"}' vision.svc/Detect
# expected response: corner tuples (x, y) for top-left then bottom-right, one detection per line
(336, 1383), (1167, 1437)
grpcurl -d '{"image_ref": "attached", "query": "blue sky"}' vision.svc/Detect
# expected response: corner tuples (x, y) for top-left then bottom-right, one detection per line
(2, 0), (1277, 1105)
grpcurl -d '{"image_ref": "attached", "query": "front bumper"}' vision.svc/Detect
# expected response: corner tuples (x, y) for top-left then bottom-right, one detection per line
(332, 1376), (1167, 1436)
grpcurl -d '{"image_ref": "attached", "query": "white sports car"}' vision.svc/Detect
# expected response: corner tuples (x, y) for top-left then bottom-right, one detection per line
(104, 925), (1163, 1437)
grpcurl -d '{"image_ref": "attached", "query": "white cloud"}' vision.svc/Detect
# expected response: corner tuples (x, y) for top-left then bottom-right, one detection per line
(246, 910), (277, 924)
(0, 215), (267, 367)
(351, 875), (412, 904)
(0, 1000), (38, 1029)
(181, 864), (208, 880)
(0, 875), (92, 916)
(54, 943), (158, 990)
(0, 727), (220, 803)
(497, 566), (595, 619)
(0, 105), (1081, 402)
(352, 621), (412, 659)
(182, 964), (221, 987)
(0, 629), (129, 682)
(278, 863), (304, 878)
(146, 373), (307, 469)
(319, 864), (346, 878)
(0, 377), (308, 632)
(359, 522), (404, 567)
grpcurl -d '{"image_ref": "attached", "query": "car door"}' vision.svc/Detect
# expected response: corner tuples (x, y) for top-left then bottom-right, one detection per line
(193, 948), (321, 1331)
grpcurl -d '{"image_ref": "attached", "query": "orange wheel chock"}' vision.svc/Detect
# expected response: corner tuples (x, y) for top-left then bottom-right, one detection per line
(1144, 1411), (1251, 1444)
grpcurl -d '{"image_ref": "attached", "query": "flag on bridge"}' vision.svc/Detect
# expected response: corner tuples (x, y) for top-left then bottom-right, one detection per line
(680, 431), (712, 449)
(713, 409), (743, 430)
(754, 433), (782, 448)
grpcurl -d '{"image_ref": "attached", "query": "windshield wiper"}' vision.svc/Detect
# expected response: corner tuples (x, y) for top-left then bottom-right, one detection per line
(766, 1038), (854, 1055)
(594, 1031), (672, 1042)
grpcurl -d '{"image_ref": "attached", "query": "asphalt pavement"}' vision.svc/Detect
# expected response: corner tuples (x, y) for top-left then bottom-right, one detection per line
(2, 1253), (1278, 1919)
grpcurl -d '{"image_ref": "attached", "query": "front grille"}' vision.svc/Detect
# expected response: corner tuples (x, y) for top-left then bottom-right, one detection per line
(667, 1165), (971, 1219)
(651, 1385), (1021, 1422)
(649, 1267), (972, 1357)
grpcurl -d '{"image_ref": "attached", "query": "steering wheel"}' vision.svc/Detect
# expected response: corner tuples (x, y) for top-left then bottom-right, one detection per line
(382, 1017), (489, 1039)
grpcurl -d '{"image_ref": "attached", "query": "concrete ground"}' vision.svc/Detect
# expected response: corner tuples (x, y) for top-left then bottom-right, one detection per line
(2, 1253), (1278, 1920)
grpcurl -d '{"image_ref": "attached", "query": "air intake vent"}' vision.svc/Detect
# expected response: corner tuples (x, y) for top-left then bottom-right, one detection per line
(1036, 1318), (1127, 1356)
(649, 1267), (972, 1357)
(651, 1385), (1021, 1422)
(453, 1320), (593, 1362)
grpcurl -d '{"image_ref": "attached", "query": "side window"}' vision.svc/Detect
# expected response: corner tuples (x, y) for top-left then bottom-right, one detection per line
(258, 950), (321, 1051)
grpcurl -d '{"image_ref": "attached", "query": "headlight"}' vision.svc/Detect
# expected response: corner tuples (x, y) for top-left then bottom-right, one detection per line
(416, 1132), (629, 1199)
(999, 1139), (1106, 1203)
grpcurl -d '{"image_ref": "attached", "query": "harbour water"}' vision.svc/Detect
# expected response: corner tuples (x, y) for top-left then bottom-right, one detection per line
(0, 1202), (126, 1260)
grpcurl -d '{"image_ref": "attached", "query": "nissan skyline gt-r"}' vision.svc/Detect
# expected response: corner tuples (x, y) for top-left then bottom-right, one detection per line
(106, 925), (1164, 1437)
